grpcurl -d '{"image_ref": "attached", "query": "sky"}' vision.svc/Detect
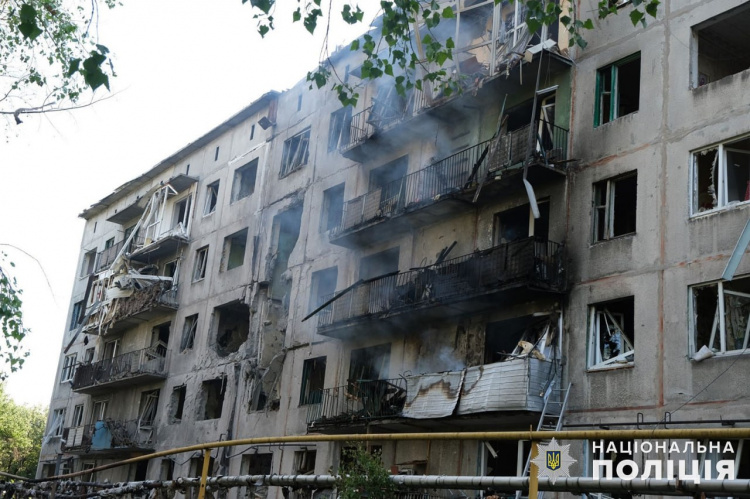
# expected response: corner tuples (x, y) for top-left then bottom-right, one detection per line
(0, 0), (379, 407)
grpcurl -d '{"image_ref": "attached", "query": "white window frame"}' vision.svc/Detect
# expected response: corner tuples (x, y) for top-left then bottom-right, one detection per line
(203, 180), (219, 216)
(587, 303), (635, 370)
(72, 404), (85, 427)
(180, 314), (198, 352)
(691, 136), (750, 216)
(689, 279), (750, 357)
(280, 129), (311, 177)
(592, 172), (637, 242)
(61, 353), (77, 382)
(193, 246), (208, 282)
(50, 408), (66, 437)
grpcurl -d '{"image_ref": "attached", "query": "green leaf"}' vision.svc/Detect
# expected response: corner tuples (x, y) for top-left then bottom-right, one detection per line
(66, 58), (81, 77)
(646, 1), (659, 17)
(630, 9), (645, 26)
(442, 6), (454, 18)
(250, 0), (274, 15)
(583, 19), (594, 29)
(350, 39), (359, 51)
(258, 24), (270, 37)
(445, 37), (455, 49)
(293, 9), (301, 22)
(18, 4), (43, 40)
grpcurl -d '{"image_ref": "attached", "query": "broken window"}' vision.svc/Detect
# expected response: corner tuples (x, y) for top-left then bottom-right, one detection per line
(138, 389), (160, 427)
(493, 200), (550, 245)
(61, 353), (77, 382)
(595, 53), (640, 126)
(321, 183), (345, 232)
(692, 3), (750, 88)
(270, 205), (303, 300)
(80, 250), (96, 277)
(587, 297), (635, 369)
(294, 449), (317, 474)
(193, 246), (209, 282)
(180, 314), (199, 352)
(151, 322), (170, 355)
(172, 194), (192, 230)
(213, 301), (250, 357)
(170, 385), (186, 423)
(203, 180), (219, 216)
(309, 267), (338, 313)
(692, 136), (750, 214)
(299, 356), (326, 406)
(232, 159), (258, 202)
(328, 107), (352, 151)
(163, 259), (179, 280)
(69, 301), (84, 331)
(359, 248), (399, 280)
(49, 408), (66, 437)
(280, 129), (311, 177)
(159, 459), (175, 481)
(691, 277), (750, 356)
(349, 344), (391, 382)
(200, 377), (226, 420)
(222, 229), (248, 271)
(240, 453), (273, 498)
(83, 347), (95, 363)
(484, 440), (530, 477)
(72, 404), (84, 427)
(593, 172), (637, 242)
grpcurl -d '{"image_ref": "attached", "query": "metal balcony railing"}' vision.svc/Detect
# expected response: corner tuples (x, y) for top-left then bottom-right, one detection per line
(306, 378), (407, 426)
(95, 240), (125, 272)
(332, 122), (568, 238)
(72, 346), (168, 391)
(62, 419), (155, 453)
(318, 238), (564, 329)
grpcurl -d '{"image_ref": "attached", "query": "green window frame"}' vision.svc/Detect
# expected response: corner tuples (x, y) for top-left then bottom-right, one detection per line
(594, 53), (641, 127)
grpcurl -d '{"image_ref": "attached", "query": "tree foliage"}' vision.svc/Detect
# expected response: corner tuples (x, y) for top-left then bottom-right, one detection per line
(0, 383), (46, 478)
(337, 446), (399, 499)
(245, 0), (660, 106)
(0, 254), (29, 378)
(1, 0), (116, 124)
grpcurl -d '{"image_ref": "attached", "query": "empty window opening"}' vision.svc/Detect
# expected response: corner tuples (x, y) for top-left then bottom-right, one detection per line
(132, 460), (149, 482)
(370, 155), (408, 191)
(294, 449), (316, 474)
(269, 204), (304, 300)
(151, 322), (170, 355)
(138, 389), (160, 427)
(328, 107), (352, 151)
(692, 136), (750, 214)
(587, 296), (635, 369)
(692, 4), (750, 88)
(170, 385), (186, 423)
(349, 344), (391, 383)
(102, 339), (120, 360)
(493, 201), (550, 245)
(595, 53), (640, 126)
(485, 440), (530, 477)
(240, 453), (272, 498)
(321, 183), (345, 232)
(484, 317), (537, 364)
(299, 356), (327, 405)
(213, 301), (250, 357)
(250, 124), (256, 141)
(189, 455), (216, 480)
(203, 181), (219, 216)
(180, 314), (199, 352)
(593, 172), (637, 241)
(61, 353), (77, 382)
(232, 159), (258, 202)
(359, 248), (399, 280)
(159, 459), (175, 481)
(72, 404), (84, 427)
(223, 228), (248, 271)
(172, 195), (192, 231)
(193, 246), (208, 282)
(81, 250), (96, 277)
(280, 129), (311, 177)
(309, 267), (338, 312)
(691, 276), (750, 355)
(214, 146), (220, 161)
(69, 301), (84, 331)
(83, 347), (95, 363)
(200, 377), (227, 420)
(163, 259), (179, 280)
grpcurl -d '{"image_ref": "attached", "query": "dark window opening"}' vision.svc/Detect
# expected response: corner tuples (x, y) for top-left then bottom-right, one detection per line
(193, 246), (208, 281)
(294, 450), (316, 474)
(588, 296), (635, 369)
(596, 53), (640, 126)
(180, 314), (198, 352)
(137, 389), (160, 427)
(299, 356), (327, 405)
(204, 180), (219, 215)
(485, 440), (530, 477)
(250, 124), (256, 141)
(213, 301), (250, 357)
(151, 322), (170, 355)
(270, 204), (303, 300)
(70, 301), (84, 331)
(359, 248), (399, 281)
(593, 172), (637, 242)
(170, 385), (186, 423)
(159, 459), (175, 481)
(493, 201), (549, 245)
(81, 250), (96, 277)
(321, 183), (345, 232)
(133, 460), (149, 482)
(200, 377), (227, 420)
(309, 267), (338, 312)
(484, 317), (535, 364)
(240, 453), (272, 498)
(693, 137), (750, 214)
(214, 146), (220, 161)
(692, 4), (750, 87)
(223, 228), (248, 271)
(232, 159), (258, 202)
(349, 344), (391, 383)
(172, 195), (192, 230)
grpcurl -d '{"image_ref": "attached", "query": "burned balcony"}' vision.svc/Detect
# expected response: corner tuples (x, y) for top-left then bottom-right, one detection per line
(71, 346), (168, 394)
(61, 419), (155, 457)
(306, 378), (406, 431)
(317, 238), (564, 339)
(306, 358), (559, 432)
(331, 121), (568, 248)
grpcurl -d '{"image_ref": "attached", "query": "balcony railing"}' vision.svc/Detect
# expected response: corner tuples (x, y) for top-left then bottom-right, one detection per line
(306, 378), (407, 426)
(62, 419), (155, 454)
(95, 240), (125, 272)
(318, 238), (564, 330)
(72, 346), (168, 391)
(332, 122), (568, 240)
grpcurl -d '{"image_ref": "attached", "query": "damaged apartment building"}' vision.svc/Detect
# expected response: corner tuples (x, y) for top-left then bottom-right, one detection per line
(40, 0), (750, 495)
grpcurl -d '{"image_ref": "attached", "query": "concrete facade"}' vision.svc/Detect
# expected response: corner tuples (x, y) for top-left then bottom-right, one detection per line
(40, 0), (750, 496)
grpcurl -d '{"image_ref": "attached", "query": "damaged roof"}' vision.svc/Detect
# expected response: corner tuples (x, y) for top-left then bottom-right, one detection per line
(79, 91), (280, 220)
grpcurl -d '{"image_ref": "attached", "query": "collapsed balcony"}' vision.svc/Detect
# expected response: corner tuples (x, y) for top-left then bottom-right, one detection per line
(317, 238), (564, 339)
(331, 121), (569, 248)
(71, 346), (168, 394)
(306, 358), (558, 432)
(61, 419), (155, 457)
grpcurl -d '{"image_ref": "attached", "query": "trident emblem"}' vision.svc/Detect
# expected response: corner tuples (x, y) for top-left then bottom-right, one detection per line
(546, 450), (561, 471)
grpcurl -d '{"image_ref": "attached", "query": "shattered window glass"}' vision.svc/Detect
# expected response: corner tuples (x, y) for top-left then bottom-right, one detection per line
(587, 297), (635, 369)
(692, 277), (750, 355)
(693, 137), (750, 215)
